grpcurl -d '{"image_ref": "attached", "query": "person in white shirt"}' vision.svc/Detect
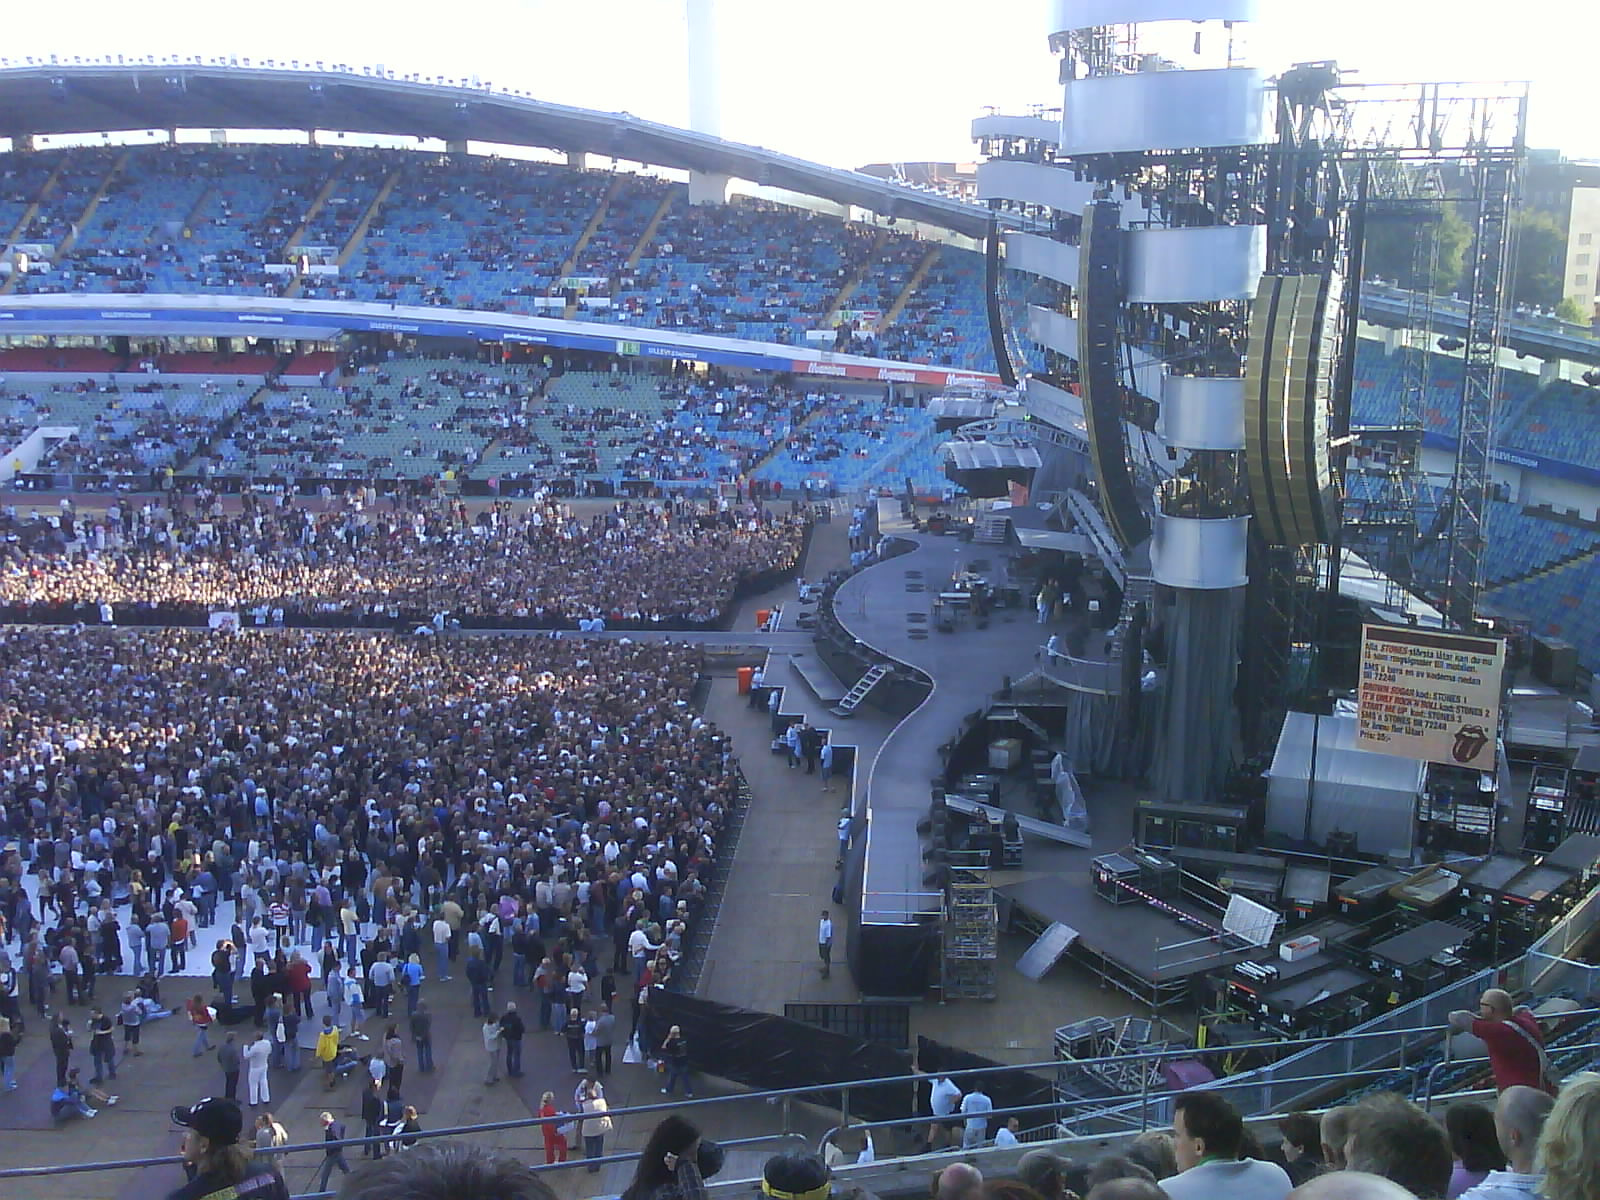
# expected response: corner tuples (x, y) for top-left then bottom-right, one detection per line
(1458, 1085), (1555, 1200)
(1160, 1092), (1291, 1200)
(927, 1073), (962, 1148)
(431, 917), (452, 981)
(817, 911), (833, 979)
(960, 1083), (994, 1149)
(993, 1116), (1021, 1147)
(244, 1031), (272, 1106)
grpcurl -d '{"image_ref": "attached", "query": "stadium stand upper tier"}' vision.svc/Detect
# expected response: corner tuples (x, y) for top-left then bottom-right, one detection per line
(1347, 337), (1600, 670)
(1, 143), (995, 372)
(1350, 338), (1594, 468)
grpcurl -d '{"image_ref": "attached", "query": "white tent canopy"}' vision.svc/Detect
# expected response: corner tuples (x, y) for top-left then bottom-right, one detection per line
(1266, 711), (1427, 858)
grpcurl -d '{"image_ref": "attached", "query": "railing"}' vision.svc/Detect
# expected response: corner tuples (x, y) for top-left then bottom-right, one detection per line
(1037, 645), (1123, 695)
(13, 1011), (1600, 1199)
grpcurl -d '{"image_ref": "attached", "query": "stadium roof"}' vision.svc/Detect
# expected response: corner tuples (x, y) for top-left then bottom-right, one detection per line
(0, 63), (999, 238)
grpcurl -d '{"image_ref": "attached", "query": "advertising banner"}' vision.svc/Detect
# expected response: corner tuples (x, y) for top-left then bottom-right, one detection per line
(1356, 624), (1505, 766)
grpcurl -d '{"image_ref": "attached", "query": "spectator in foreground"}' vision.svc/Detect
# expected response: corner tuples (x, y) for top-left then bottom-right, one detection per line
(1460, 1084), (1553, 1200)
(1088, 1181), (1166, 1200)
(934, 1163), (985, 1200)
(1444, 1102), (1506, 1198)
(168, 1096), (289, 1200)
(620, 1114), (706, 1200)
(334, 1141), (555, 1200)
(1088, 1157), (1156, 1190)
(1161, 1091), (1292, 1200)
(1278, 1112), (1324, 1186)
(1127, 1131), (1178, 1181)
(1321, 1108), (1356, 1172)
(1344, 1094), (1453, 1199)
(1016, 1150), (1074, 1200)
(761, 1154), (834, 1200)
(1534, 1072), (1600, 1200)
(1288, 1172), (1419, 1200)
(1447, 991), (1553, 1095)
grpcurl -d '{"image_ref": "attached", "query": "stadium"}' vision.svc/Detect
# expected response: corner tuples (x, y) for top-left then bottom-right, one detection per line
(3, 3), (1600, 1200)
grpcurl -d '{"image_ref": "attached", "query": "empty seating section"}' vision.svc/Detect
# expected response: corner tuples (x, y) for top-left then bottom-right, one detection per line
(485, 370), (673, 481)
(1, 377), (252, 478)
(0, 347), (123, 373)
(753, 394), (949, 494)
(1412, 500), (1600, 586)
(15, 145), (335, 296)
(601, 198), (847, 341)
(1351, 341), (1553, 461)
(1486, 553), (1600, 671)
(571, 177), (667, 282)
(58, 147), (222, 291)
(0, 154), (57, 241)
(1507, 377), (1600, 464)
(12, 146), (118, 247)
(883, 243), (993, 371)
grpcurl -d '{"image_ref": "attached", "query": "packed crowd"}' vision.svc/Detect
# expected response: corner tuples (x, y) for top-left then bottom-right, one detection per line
(0, 626), (731, 1015)
(0, 490), (805, 627)
(0, 623), (744, 1195)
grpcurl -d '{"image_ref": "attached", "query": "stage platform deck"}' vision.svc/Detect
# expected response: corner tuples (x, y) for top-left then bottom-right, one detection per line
(996, 873), (1260, 985)
(835, 507), (1046, 921)
(787, 648), (848, 704)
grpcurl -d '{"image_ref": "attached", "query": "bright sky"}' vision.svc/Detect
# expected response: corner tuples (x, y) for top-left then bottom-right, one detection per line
(17, 0), (1600, 166)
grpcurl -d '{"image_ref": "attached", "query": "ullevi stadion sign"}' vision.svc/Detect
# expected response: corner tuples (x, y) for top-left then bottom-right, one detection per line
(1356, 624), (1506, 767)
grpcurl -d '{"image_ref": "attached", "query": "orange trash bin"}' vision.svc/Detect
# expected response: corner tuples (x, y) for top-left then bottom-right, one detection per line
(755, 608), (772, 630)
(737, 666), (755, 695)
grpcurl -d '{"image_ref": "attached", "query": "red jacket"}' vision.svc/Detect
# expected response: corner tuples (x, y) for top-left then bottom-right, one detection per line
(1472, 1009), (1552, 1093)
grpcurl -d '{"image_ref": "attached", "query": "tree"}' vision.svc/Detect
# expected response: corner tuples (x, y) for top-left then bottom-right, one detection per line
(1510, 211), (1567, 309)
(1360, 203), (1469, 294)
(1555, 296), (1590, 325)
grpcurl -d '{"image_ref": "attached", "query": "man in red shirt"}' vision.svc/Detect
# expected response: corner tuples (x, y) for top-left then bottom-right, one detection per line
(1448, 988), (1554, 1094)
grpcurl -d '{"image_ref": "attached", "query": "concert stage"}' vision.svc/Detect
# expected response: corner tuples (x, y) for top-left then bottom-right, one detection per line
(833, 509), (1258, 1004)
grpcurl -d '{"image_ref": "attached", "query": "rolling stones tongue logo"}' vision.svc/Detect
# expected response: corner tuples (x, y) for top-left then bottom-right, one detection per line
(1452, 724), (1490, 764)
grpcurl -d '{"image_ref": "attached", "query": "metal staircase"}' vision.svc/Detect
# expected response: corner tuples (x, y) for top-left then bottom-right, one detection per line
(975, 511), (1011, 545)
(1108, 571), (1154, 660)
(1065, 489), (1127, 589)
(831, 663), (891, 718)
(986, 704), (1049, 743)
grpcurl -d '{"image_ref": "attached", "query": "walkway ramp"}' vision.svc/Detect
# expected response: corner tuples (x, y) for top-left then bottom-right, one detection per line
(943, 793), (1092, 848)
(1016, 921), (1079, 980)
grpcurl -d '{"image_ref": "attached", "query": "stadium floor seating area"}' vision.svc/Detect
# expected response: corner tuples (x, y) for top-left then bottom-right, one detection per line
(2, 376), (256, 481)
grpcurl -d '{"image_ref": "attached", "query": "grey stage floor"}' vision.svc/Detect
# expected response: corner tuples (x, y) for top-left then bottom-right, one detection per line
(830, 514), (1047, 918)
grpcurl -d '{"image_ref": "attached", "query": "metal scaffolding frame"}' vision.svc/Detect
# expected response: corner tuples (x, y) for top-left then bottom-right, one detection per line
(1443, 154), (1519, 629)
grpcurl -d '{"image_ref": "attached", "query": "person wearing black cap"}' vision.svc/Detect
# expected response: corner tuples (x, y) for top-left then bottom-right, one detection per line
(762, 1151), (835, 1200)
(168, 1096), (290, 1200)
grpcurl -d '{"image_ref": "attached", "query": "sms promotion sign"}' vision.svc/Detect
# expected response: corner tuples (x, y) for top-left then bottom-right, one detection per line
(1356, 625), (1506, 766)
